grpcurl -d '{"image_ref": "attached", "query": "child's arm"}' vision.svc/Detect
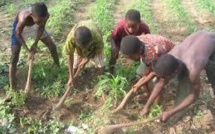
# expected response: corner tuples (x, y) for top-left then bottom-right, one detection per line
(133, 71), (156, 93)
(67, 54), (74, 86)
(32, 16), (49, 50)
(160, 72), (200, 121)
(15, 20), (30, 52)
(141, 78), (167, 116)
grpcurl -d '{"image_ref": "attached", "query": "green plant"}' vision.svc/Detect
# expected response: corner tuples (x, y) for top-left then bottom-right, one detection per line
(0, 98), (16, 134)
(115, 61), (138, 82)
(195, 0), (215, 17)
(195, 110), (204, 119)
(164, 0), (196, 33)
(148, 104), (163, 118)
(95, 73), (128, 100)
(20, 118), (64, 134)
(6, 88), (26, 107)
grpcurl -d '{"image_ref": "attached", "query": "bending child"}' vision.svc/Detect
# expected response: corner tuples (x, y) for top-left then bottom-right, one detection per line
(10, 2), (60, 89)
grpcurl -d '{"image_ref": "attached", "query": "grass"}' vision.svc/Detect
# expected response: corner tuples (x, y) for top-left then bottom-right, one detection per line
(5, 0), (50, 14)
(126, 0), (157, 33)
(194, 0), (215, 17)
(164, 0), (196, 33)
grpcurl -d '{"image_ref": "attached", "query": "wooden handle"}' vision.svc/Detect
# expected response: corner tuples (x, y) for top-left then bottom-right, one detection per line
(24, 58), (34, 94)
(54, 66), (82, 110)
(113, 116), (160, 128)
(112, 88), (134, 113)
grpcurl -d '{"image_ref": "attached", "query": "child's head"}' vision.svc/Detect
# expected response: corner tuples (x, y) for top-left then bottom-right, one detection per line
(31, 2), (49, 25)
(74, 26), (92, 48)
(153, 54), (180, 78)
(120, 35), (144, 61)
(125, 9), (141, 34)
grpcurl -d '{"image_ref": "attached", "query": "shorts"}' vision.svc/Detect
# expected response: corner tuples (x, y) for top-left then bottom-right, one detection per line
(73, 50), (104, 69)
(11, 18), (48, 45)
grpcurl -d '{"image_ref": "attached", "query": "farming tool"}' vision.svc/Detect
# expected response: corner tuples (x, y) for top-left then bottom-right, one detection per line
(24, 54), (35, 95)
(112, 72), (156, 113)
(97, 116), (160, 134)
(54, 58), (89, 110)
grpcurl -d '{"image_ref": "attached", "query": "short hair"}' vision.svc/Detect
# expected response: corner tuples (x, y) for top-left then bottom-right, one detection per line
(153, 54), (179, 78)
(31, 2), (48, 17)
(125, 9), (141, 23)
(120, 35), (144, 55)
(74, 26), (92, 47)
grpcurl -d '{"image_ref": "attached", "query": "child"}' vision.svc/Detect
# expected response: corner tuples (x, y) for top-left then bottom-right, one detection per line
(142, 31), (215, 122)
(109, 9), (151, 73)
(10, 2), (59, 89)
(120, 34), (175, 102)
(63, 20), (104, 86)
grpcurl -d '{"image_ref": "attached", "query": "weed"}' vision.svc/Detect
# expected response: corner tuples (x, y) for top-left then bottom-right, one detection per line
(195, 110), (204, 119)
(195, 0), (215, 17)
(20, 117), (64, 134)
(164, 0), (196, 33)
(0, 98), (16, 134)
(95, 73), (128, 100)
(148, 104), (163, 118)
(6, 88), (26, 107)
(5, 0), (50, 14)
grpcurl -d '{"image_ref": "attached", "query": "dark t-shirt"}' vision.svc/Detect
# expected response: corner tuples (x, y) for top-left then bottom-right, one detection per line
(112, 19), (150, 47)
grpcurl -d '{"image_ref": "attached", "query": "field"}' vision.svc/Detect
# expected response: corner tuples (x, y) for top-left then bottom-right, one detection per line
(0, 0), (215, 133)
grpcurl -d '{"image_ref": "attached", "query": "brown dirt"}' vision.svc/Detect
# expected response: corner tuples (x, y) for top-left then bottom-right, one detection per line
(113, 0), (130, 24)
(152, 0), (189, 44)
(182, 0), (215, 31)
(73, 0), (95, 23)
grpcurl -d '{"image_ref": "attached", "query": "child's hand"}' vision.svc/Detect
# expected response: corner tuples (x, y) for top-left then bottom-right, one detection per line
(66, 79), (73, 87)
(30, 43), (37, 53)
(160, 110), (172, 122)
(132, 86), (138, 93)
(28, 51), (35, 60)
(140, 107), (149, 116)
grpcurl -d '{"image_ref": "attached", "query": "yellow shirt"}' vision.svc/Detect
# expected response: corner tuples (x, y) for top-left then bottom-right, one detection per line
(63, 20), (103, 57)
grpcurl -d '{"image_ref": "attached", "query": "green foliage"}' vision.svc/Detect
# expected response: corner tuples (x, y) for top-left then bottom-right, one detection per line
(95, 73), (128, 100)
(32, 61), (67, 98)
(195, 110), (204, 119)
(126, 0), (157, 33)
(6, 88), (26, 107)
(195, 0), (215, 17)
(115, 61), (138, 82)
(164, 0), (196, 33)
(148, 104), (163, 118)
(89, 0), (116, 33)
(5, 0), (50, 14)
(0, 98), (16, 134)
(47, 0), (76, 38)
(20, 118), (64, 134)
(0, 63), (8, 88)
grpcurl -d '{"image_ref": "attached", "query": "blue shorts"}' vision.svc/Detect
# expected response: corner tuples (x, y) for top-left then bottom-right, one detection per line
(11, 18), (49, 46)
(11, 18), (19, 46)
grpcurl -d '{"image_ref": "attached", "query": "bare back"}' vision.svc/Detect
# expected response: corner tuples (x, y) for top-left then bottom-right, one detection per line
(169, 31), (215, 75)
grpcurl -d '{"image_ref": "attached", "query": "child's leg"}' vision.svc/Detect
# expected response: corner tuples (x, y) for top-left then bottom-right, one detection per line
(109, 44), (119, 73)
(40, 32), (60, 67)
(9, 44), (21, 89)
